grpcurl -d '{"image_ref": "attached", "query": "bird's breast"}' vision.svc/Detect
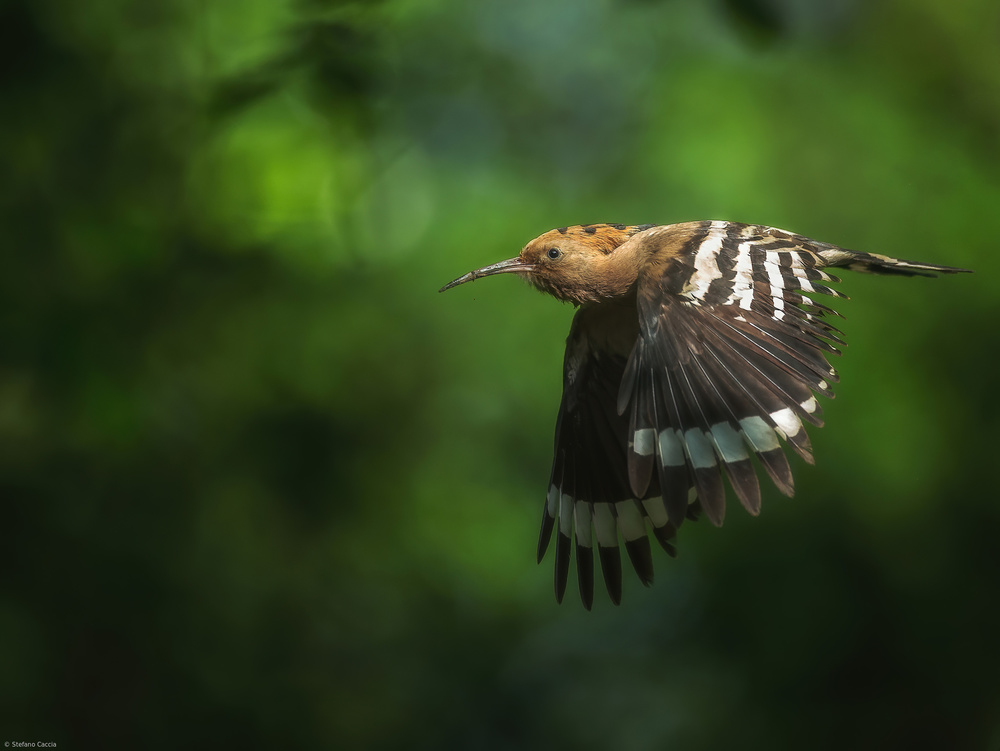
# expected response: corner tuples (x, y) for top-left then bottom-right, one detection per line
(574, 295), (640, 360)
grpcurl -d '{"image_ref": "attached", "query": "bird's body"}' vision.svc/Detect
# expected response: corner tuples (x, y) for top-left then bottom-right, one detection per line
(440, 221), (969, 609)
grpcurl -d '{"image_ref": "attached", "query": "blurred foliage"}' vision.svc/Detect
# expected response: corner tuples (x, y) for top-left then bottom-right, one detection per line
(2, 0), (999, 748)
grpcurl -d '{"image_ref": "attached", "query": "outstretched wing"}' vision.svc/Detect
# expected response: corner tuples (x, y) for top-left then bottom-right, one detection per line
(621, 221), (849, 530)
(621, 219), (967, 531)
(540, 220), (968, 607)
(536, 304), (679, 610)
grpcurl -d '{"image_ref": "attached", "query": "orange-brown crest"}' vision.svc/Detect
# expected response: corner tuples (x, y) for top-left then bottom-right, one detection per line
(529, 224), (639, 255)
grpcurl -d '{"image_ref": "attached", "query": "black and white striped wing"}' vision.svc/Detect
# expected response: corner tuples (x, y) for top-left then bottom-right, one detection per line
(621, 221), (846, 529)
(537, 308), (678, 610)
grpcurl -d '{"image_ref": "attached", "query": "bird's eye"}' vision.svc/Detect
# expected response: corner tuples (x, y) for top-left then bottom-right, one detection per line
(547, 248), (561, 260)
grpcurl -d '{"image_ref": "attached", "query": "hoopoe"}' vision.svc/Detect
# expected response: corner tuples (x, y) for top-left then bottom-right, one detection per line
(440, 221), (970, 609)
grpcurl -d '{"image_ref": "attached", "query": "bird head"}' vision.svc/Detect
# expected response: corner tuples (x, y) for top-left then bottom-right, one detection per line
(440, 224), (655, 305)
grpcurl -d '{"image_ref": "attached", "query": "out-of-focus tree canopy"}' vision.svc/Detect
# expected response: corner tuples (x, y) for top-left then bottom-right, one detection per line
(2, 0), (998, 748)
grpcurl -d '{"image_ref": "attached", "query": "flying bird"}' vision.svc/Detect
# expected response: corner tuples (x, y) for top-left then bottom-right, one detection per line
(440, 221), (969, 609)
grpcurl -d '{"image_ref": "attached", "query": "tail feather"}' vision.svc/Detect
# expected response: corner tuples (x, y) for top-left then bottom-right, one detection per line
(817, 247), (972, 277)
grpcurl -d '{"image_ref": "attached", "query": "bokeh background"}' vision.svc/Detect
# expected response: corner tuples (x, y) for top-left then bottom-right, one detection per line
(3, 0), (999, 748)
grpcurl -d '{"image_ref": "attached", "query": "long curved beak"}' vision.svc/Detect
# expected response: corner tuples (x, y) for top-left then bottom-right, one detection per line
(438, 257), (534, 293)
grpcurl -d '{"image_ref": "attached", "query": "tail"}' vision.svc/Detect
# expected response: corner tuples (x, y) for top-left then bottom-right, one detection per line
(816, 247), (972, 277)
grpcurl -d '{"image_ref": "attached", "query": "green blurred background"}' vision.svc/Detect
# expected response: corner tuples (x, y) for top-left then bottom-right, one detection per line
(2, 0), (998, 748)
